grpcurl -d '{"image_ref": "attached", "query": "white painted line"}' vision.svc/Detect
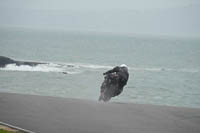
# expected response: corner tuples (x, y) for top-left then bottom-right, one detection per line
(0, 121), (36, 133)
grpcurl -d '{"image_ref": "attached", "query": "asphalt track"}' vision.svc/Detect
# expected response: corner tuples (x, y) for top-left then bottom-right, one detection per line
(0, 93), (200, 133)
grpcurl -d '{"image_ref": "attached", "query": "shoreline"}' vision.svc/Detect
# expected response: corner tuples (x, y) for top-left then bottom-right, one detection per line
(0, 92), (200, 133)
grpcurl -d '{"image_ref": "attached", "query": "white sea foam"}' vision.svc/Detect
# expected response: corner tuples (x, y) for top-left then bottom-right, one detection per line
(0, 61), (199, 74)
(1, 64), (63, 72)
(0, 61), (112, 73)
(0, 62), (111, 74)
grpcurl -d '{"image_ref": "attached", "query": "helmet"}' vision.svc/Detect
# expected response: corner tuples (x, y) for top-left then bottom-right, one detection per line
(120, 64), (127, 68)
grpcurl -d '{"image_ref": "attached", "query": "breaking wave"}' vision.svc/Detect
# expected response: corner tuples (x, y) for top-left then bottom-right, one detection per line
(0, 61), (113, 74)
(0, 60), (199, 74)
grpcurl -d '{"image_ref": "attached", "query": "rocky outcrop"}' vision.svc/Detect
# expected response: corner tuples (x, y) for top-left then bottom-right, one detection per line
(0, 56), (45, 68)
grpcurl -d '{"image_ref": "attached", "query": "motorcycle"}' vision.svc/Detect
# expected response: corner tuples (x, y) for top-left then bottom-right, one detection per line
(99, 73), (120, 102)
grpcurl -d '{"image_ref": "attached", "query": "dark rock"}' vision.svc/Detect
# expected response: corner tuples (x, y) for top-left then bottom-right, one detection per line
(62, 72), (68, 74)
(0, 56), (15, 68)
(0, 56), (46, 68)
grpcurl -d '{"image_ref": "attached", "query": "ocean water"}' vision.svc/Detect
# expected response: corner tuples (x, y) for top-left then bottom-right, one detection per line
(0, 28), (200, 108)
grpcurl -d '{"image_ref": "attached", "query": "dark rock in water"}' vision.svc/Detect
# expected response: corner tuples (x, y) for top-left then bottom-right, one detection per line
(0, 56), (15, 68)
(0, 56), (46, 68)
(62, 72), (68, 74)
(15, 61), (45, 67)
(67, 65), (74, 68)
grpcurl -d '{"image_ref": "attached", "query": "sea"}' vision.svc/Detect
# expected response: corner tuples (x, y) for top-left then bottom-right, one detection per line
(0, 27), (200, 108)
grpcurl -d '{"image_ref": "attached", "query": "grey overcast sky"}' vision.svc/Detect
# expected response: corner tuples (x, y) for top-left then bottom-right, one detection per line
(0, 0), (200, 37)
(0, 0), (199, 10)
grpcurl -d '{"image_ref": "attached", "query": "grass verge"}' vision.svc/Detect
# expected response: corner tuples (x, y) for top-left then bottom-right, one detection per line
(0, 125), (23, 133)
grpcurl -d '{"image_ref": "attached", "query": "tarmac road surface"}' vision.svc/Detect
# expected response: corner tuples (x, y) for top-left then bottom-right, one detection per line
(0, 93), (200, 133)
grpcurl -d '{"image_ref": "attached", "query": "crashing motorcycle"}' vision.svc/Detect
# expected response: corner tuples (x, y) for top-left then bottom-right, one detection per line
(99, 73), (121, 102)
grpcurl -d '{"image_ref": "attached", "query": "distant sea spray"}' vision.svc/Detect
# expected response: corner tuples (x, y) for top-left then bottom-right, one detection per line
(1, 57), (199, 74)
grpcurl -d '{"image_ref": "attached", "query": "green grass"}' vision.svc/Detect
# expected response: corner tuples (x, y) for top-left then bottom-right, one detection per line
(0, 129), (12, 133)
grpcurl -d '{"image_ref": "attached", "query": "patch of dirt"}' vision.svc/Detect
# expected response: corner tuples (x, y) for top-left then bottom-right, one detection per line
(0, 125), (20, 133)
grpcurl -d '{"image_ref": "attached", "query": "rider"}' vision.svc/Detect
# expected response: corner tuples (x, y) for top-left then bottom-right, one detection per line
(102, 64), (129, 97)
